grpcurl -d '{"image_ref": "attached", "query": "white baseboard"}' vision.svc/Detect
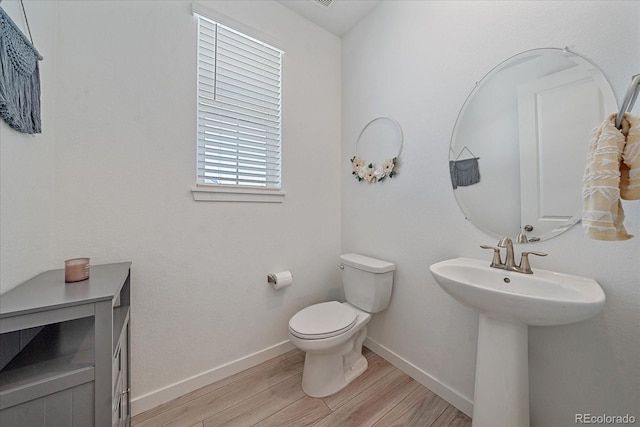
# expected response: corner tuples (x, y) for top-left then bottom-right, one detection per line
(132, 337), (473, 418)
(131, 340), (296, 416)
(364, 337), (474, 417)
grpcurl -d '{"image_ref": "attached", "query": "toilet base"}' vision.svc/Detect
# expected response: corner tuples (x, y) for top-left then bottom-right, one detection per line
(301, 327), (368, 397)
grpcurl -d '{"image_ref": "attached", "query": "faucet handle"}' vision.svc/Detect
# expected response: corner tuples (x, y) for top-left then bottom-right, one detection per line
(519, 251), (547, 274)
(480, 245), (503, 268)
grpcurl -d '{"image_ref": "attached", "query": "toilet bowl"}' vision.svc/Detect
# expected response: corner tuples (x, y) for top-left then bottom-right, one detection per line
(288, 302), (371, 397)
(288, 254), (395, 397)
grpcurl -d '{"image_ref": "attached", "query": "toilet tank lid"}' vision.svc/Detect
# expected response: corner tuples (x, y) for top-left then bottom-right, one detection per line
(340, 253), (395, 273)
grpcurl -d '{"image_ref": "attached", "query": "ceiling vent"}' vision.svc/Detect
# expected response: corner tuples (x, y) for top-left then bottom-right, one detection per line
(314, 0), (334, 7)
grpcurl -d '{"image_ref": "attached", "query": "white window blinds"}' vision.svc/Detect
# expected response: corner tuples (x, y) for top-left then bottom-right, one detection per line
(196, 14), (283, 188)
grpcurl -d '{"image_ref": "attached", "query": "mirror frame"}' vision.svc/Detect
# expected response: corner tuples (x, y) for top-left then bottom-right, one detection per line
(449, 48), (617, 242)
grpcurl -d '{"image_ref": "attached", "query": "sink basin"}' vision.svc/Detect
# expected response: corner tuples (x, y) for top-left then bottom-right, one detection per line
(429, 257), (605, 427)
(430, 257), (605, 326)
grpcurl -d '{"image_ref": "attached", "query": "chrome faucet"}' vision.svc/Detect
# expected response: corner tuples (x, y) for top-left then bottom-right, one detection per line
(481, 237), (547, 274)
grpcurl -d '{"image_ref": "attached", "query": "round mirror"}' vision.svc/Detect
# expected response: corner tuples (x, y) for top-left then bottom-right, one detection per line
(450, 48), (617, 242)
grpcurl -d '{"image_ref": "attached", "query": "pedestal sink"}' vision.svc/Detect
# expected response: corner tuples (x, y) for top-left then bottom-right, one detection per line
(430, 257), (605, 427)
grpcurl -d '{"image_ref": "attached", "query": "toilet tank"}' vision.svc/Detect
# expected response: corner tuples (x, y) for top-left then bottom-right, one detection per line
(340, 253), (395, 313)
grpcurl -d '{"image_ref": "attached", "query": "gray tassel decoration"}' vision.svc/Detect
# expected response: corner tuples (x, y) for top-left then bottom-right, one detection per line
(450, 158), (481, 189)
(0, 5), (42, 134)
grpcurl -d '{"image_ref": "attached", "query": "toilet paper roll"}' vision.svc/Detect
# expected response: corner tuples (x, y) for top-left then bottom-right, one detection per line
(270, 271), (293, 289)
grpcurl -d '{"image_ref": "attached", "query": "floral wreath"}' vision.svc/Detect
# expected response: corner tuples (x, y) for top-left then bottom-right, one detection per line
(351, 117), (404, 183)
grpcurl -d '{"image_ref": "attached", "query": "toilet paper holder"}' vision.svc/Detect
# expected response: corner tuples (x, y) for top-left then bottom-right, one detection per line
(267, 271), (293, 289)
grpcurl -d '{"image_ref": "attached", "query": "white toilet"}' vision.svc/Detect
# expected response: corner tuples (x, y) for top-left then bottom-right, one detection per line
(288, 253), (395, 397)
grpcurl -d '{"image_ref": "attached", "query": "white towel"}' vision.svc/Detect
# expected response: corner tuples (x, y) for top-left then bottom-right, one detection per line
(582, 113), (640, 240)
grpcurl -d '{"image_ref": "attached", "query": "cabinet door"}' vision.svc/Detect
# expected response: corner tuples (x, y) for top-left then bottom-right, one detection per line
(112, 319), (130, 427)
(121, 322), (130, 426)
(112, 392), (122, 427)
(112, 343), (122, 398)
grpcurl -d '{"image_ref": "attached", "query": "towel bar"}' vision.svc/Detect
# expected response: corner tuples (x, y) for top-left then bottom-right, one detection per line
(615, 74), (640, 129)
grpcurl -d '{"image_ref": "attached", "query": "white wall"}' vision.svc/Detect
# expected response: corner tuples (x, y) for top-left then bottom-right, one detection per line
(50, 0), (341, 412)
(342, 1), (639, 426)
(0, 0), (56, 294)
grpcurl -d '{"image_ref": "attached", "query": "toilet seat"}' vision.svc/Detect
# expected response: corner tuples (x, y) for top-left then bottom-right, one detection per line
(289, 301), (358, 340)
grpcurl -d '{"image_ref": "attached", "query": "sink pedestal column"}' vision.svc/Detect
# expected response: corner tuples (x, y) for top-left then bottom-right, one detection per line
(472, 314), (529, 427)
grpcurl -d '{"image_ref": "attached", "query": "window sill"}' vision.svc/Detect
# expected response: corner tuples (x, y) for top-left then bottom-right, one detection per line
(191, 185), (285, 203)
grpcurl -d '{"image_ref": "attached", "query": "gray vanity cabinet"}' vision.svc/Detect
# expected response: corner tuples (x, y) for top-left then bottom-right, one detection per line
(0, 262), (132, 427)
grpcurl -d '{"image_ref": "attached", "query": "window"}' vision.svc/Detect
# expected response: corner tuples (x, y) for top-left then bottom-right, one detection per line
(193, 9), (284, 202)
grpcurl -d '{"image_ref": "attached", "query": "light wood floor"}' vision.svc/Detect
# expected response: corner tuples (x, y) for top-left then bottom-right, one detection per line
(132, 347), (471, 427)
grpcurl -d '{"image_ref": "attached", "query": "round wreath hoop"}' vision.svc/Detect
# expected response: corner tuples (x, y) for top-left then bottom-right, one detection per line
(351, 117), (404, 183)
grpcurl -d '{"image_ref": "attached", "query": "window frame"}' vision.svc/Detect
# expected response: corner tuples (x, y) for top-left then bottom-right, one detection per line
(191, 4), (285, 203)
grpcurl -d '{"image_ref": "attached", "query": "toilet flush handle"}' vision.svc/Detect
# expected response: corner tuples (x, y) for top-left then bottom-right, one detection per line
(339, 264), (344, 270)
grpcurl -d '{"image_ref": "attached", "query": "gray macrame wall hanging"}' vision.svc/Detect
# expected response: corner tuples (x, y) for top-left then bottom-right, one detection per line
(450, 146), (481, 189)
(0, 0), (43, 134)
